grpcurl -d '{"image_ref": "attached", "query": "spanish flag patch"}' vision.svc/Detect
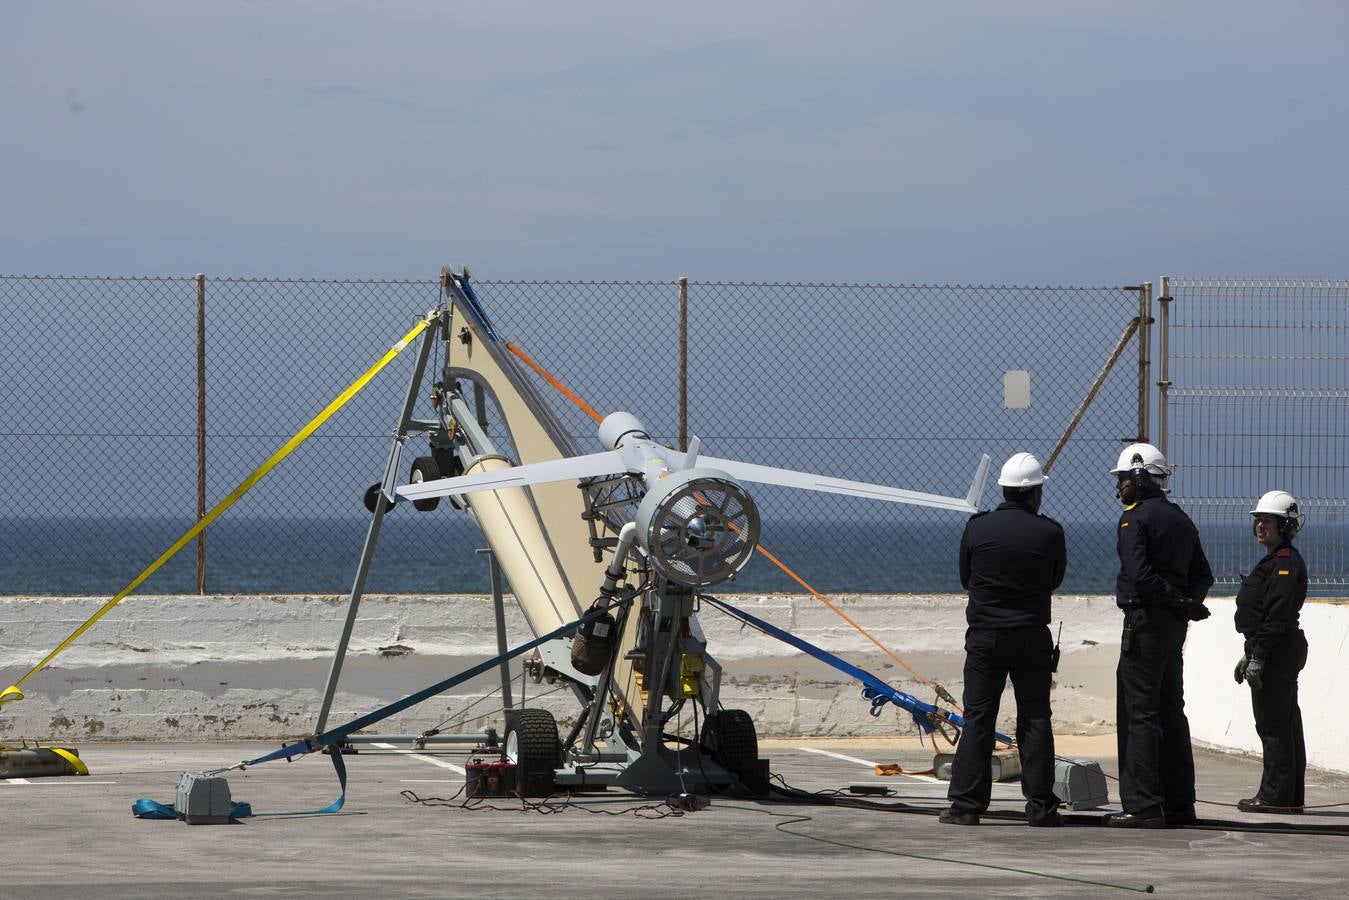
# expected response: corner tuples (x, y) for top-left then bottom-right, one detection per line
(1278, 569), (1290, 575)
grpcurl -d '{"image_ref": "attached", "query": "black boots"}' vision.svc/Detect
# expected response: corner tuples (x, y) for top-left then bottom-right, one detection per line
(938, 807), (980, 826)
(1104, 810), (1165, 828)
(1237, 796), (1303, 814)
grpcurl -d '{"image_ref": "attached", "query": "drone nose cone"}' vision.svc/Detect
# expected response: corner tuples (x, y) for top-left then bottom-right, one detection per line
(598, 411), (648, 449)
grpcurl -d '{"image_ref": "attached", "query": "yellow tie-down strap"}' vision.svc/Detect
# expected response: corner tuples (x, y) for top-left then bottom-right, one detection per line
(0, 312), (438, 709)
(45, 747), (90, 776)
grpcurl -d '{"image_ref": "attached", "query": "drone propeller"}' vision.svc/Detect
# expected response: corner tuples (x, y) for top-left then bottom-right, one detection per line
(634, 468), (759, 587)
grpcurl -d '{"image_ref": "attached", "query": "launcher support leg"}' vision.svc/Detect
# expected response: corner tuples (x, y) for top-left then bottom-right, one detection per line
(641, 609), (683, 755)
(613, 602), (688, 795)
(477, 548), (515, 710)
(314, 323), (439, 734)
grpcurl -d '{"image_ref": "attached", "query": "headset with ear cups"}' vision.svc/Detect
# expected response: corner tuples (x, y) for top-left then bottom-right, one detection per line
(1252, 505), (1301, 540)
(1282, 503), (1302, 538)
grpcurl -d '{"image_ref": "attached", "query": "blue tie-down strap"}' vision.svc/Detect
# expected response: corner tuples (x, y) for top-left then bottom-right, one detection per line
(132, 752), (344, 820)
(130, 602), (619, 820)
(863, 685), (938, 734)
(131, 798), (255, 819)
(702, 595), (1009, 743)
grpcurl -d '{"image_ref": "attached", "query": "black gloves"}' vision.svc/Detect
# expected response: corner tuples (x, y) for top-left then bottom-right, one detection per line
(1245, 656), (1266, 690)
(1234, 655), (1249, 684)
(1171, 598), (1211, 621)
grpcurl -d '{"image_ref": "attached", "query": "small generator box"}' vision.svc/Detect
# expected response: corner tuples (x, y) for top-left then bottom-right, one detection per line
(466, 759), (518, 798)
(1053, 758), (1109, 810)
(174, 771), (233, 824)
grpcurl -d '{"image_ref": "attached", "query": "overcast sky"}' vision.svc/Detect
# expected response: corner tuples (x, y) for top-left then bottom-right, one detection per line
(3, 1), (1348, 283)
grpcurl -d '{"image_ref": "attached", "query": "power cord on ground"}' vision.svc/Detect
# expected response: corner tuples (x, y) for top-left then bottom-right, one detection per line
(401, 786), (686, 819)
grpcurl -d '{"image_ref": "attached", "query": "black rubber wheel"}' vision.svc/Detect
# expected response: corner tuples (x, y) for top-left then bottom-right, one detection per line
(409, 456), (442, 511)
(363, 481), (396, 514)
(505, 708), (560, 797)
(431, 446), (465, 480)
(701, 708), (758, 776)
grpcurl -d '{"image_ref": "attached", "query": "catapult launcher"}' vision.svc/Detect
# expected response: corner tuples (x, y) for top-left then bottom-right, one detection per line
(314, 267), (990, 797)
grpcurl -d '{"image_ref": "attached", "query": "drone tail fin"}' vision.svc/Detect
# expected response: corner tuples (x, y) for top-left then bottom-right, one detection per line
(965, 454), (992, 511)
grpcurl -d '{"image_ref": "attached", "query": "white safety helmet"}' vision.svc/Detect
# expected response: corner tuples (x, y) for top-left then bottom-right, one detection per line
(997, 451), (1046, 488)
(1250, 490), (1304, 534)
(1109, 442), (1168, 478)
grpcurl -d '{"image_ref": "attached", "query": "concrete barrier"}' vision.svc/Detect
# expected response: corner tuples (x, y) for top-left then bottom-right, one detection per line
(1184, 596), (1349, 774)
(0, 593), (1128, 744)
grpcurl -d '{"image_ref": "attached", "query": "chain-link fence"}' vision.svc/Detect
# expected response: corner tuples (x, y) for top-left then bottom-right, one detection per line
(2, 274), (1146, 597)
(1161, 277), (1349, 592)
(681, 282), (1145, 594)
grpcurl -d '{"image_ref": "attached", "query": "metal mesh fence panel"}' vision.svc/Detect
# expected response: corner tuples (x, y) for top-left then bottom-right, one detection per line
(1, 275), (200, 594)
(470, 280), (682, 449)
(199, 277), (452, 596)
(683, 283), (1145, 594)
(1162, 277), (1349, 592)
(2, 275), (1143, 597)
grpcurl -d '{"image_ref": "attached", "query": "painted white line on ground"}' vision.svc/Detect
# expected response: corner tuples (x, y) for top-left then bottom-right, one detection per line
(797, 747), (877, 767)
(399, 779), (461, 783)
(796, 747), (944, 783)
(1, 778), (32, 784)
(372, 742), (467, 775)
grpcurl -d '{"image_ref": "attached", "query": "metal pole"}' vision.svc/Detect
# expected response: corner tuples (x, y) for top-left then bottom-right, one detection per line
(478, 548), (515, 710)
(1044, 317), (1140, 475)
(1157, 276), (1172, 460)
(1137, 282), (1152, 442)
(314, 318), (439, 734)
(195, 274), (207, 596)
(678, 276), (688, 451)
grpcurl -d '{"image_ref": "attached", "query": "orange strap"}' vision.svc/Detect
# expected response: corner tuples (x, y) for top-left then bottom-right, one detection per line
(752, 542), (950, 700)
(505, 341), (604, 424)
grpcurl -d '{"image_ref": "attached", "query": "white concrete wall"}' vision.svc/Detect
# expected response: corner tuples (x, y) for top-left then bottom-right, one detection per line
(1184, 597), (1349, 774)
(0, 593), (1125, 743)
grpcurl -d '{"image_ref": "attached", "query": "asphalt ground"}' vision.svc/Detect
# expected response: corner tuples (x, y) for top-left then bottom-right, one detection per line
(4, 736), (1349, 898)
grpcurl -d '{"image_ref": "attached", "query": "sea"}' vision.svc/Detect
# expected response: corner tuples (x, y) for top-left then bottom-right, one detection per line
(7, 515), (1336, 598)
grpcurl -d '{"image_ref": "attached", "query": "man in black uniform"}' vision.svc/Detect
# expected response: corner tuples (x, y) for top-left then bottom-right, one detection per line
(940, 452), (1066, 827)
(1106, 443), (1214, 828)
(1234, 490), (1309, 813)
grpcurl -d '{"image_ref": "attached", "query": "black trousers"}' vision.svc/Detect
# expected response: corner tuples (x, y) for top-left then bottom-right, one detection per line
(1116, 608), (1194, 817)
(948, 625), (1058, 822)
(1250, 629), (1308, 806)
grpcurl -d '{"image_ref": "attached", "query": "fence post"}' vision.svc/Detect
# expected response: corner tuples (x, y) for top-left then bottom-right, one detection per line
(195, 273), (207, 595)
(1156, 276), (1171, 461)
(1136, 281), (1152, 443)
(678, 276), (688, 451)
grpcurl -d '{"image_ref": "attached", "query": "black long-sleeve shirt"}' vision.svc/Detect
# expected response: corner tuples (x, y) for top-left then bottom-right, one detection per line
(1114, 490), (1214, 610)
(959, 500), (1067, 628)
(1235, 542), (1307, 659)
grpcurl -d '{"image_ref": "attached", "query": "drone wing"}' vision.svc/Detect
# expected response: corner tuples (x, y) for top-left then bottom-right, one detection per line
(395, 450), (627, 502)
(693, 454), (988, 513)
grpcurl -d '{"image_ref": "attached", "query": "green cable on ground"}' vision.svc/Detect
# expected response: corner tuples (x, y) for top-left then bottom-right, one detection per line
(718, 803), (1156, 894)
